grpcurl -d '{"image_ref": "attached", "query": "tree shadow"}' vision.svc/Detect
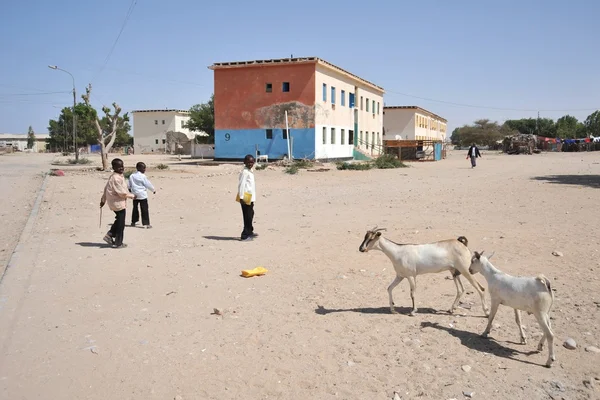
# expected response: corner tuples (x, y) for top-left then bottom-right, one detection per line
(531, 174), (600, 189)
(76, 242), (111, 248)
(315, 305), (440, 316)
(420, 321), (544, 367)
(202, 235), (240, 241)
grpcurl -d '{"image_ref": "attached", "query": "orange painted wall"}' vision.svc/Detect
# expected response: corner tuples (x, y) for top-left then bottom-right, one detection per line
(214, 63), (316, 130)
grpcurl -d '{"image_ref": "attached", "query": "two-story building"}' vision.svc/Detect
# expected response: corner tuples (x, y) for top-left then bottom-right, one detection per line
(208, 57), (384, 161)
(383, 106), (448, 142)
(131, 109), (197, 154)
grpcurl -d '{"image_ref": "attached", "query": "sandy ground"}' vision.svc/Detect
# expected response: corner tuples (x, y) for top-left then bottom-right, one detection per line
(0, 153), (54, 275)
(0, 150), (599, 400)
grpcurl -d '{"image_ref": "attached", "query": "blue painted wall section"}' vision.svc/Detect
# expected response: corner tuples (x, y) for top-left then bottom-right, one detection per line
(215, 129), (316, 160)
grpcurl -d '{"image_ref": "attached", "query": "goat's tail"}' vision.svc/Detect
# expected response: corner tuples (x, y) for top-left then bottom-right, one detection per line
(457, 236), (468, 247)
(536, 274), (554, 306)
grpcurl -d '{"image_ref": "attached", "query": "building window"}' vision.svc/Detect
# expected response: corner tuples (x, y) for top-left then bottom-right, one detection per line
(331, 87), (336, 104)
(322, 83), (327, 101)
(349, 93), (355, 108)
(372, 132), (375, 146)
(377, 102), (380, 115)
(282, 82), (290, 92)
(322, 127), (327, 144)
(282, 129), (288, 139)
(266, 129), (273, 139)
(360, 96), (363, 110)
(341, 129), (345, 145)
(266, 83), (272, 93)
(365, 131), (368, 145)
(366, 98), (369, 112)
(154, 120), (158, 125)
(360, 131), (363, 143)
(162, 120), (165, 125)
(155, 139), (158, 144)
(331, 127), (336, 144)
(349, 130), (354, 145)
(341, 90), (345, 106)
(181, 120), (185, 128)
(162, 139), (166, 144)
(372, 100), (375, 114)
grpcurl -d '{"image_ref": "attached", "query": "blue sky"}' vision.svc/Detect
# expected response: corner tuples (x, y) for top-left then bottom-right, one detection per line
(1, 0), (598, 135)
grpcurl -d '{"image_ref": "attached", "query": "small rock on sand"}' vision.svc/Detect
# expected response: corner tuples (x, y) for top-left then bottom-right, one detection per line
(564, 338), (577, 350)
(552, 251), (564, 257)
(461, 365), (472, 373)
(585, 346), (600, 353)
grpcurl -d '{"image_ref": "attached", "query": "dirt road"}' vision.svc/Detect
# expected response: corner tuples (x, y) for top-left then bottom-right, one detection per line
(0, 151), (599, 399)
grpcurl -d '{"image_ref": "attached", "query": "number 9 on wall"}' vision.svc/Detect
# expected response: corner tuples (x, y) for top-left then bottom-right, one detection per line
(225, 133), (231, 141)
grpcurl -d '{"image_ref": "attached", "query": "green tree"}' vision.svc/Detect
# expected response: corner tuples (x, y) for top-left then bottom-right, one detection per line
(47, 104), (98, 152)
(27, 126), (36, 149)
(555, 115), (579, 138)
(186, 94), (214, 139)
(504, 117), (556, 137)
(452, 119), (506, 147)
(450, 128), (461, 145)
(82, 84), (129, 170)
(584, 110), (600, 137)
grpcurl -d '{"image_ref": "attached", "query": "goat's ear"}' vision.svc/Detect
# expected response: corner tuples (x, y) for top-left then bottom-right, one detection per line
(488, 251), (495, 260)
(376, 232), (382, 237)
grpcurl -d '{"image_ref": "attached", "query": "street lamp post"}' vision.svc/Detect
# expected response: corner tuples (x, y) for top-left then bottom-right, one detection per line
(48, 65), (78, 161)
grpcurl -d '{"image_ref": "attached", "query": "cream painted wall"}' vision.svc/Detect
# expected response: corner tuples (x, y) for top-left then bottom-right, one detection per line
(314, 64), (384, 158)
(133, 111), (194, 153)
(384, 109), (447, 141)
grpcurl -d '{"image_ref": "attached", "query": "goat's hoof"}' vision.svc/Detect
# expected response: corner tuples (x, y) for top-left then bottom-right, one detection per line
(409, 311), (417, 317)
(537, 344), (544, 351)
(481, 332), (489, 338)
(521, 338), (527, 345)
(390, 308), (398, 315)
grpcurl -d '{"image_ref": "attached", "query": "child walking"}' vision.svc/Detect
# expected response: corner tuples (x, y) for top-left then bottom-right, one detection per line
(128, 162), (156, 228)
(237, 154), (256, 241)
(100, 158), (135, 248)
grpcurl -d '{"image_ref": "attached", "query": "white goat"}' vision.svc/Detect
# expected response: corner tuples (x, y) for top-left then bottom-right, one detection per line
(359, 227), (489, 317)
(469, 251), (556, 367)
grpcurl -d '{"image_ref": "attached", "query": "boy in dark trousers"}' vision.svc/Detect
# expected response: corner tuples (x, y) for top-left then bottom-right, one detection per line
(128, 162), (156, 228)
(237, 154), (256, 241)
(100, 158), (135, 248)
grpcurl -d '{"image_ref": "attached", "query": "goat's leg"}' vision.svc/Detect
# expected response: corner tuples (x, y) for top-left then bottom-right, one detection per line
(387, 276), (404, 314)
(460, 271), (490, 316)
(514, 309), (526, 344)
(407, 277), (417, 316)
(482, 299), (500, 337)
(449, 273), (465, 314)
(534, 312), (555, 368)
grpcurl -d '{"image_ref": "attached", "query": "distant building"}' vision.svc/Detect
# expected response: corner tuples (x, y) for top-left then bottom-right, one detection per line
(131, 109), (203, 154)
(383, 106), (448, 142)
(209, 57), (384, 160)
(0, 133), (50, 152)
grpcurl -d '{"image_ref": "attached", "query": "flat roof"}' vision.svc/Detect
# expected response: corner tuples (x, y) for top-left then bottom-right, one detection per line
(131, 109), (190, 114)
(384, 106), (447, 123)
(208, 57), (384, 93)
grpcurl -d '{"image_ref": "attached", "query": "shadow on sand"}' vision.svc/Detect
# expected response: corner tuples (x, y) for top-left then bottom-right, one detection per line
(420, 321), (545, 367)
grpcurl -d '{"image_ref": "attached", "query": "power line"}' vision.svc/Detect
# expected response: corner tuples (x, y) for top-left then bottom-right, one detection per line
(90, 0), (138, 84)
(385, 89), (599, 113)
(0, 90), (71, 97)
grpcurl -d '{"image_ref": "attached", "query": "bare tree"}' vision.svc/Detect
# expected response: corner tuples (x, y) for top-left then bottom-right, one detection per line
(82, 84), (127, 170)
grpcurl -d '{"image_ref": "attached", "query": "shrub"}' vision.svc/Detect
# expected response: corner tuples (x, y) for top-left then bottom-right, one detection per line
(156, 163), (169, 170)
(294, 159), (314, 169)
(336, 162), (374, 170)
(255, 164), (268, 171)
(67, 158), (92, 165)
(373, 154), (407, 169)
(285, 164), (299, 174)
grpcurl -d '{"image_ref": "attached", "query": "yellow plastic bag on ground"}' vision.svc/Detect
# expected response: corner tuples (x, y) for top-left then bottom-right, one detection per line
(241, 266), (268, 278)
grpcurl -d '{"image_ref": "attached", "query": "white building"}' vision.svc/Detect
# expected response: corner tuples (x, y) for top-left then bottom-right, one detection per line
(315, 61), (385, 159)
(383, 106), (448, 142)
(131, 109), (199, 154)
(0, 133), (50, 152)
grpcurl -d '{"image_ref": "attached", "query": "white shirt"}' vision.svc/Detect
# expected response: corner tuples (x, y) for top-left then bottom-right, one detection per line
(238, 167), (256, 203)
(471, 147), (477, 157)
(128, 171), (155, 200)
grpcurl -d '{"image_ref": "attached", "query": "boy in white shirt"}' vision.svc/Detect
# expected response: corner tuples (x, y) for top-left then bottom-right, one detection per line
(128, 162), (156, 228)
(237, 154), (256, 241)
